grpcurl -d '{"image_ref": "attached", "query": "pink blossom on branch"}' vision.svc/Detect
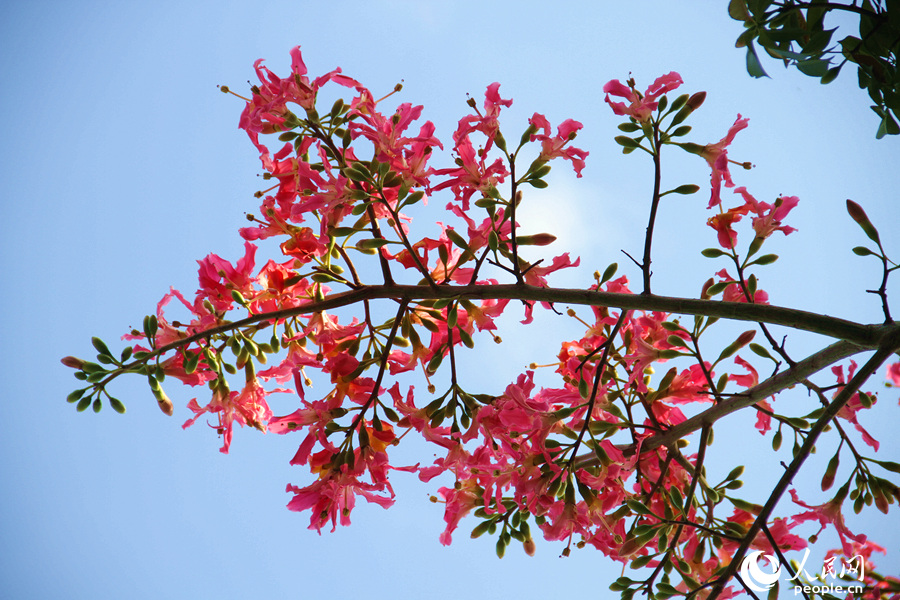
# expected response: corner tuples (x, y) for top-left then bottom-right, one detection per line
(832, 361), (880, 451)
(603, 72), (683, 122)
(528, 113), (589, 177)
(454, 82), (513, 150)
(699, 114), (749, 208)
(790, 488), (868, 557)
(889, 362), (900, 387)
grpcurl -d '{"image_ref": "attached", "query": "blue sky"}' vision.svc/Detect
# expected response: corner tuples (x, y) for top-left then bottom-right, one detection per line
(1, 1), (898, 598)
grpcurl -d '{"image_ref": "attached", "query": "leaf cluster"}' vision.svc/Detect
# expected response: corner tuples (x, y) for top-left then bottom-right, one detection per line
(730, 0), (900, 137)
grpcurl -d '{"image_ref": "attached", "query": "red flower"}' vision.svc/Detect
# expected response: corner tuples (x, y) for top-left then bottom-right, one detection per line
(603, 72), (683, 122)
(707, 204), (749, 249)
(182, 380), (273, 454)
(528, 113), (589, 177)
(454, 82), (512, 150)
(790, 488), (867, 557)
(699, 115), (749, 208)
(832, 361), (880, 451)
(889, 362), (900, 387)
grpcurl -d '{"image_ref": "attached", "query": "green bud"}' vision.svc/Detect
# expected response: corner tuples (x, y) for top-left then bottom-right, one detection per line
(599, 262), (618, 284)
(846, 200), (881, 244)
(109, 397), (126, 414)
(91, 337), (112, 357)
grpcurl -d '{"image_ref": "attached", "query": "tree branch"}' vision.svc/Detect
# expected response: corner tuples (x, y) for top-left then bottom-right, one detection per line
(147, 284), (894, 362)
(707, 329), (900, 599)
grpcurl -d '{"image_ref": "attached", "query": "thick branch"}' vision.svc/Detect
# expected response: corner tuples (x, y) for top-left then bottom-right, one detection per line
(707, 329), (900, 598)
(153, 285), (894, 361)
(570, 338), (867, 470)
(628, 338), (867, 455)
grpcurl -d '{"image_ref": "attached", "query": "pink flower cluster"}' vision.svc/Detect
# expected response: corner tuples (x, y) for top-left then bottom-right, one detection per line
(125, 46), (588, 527)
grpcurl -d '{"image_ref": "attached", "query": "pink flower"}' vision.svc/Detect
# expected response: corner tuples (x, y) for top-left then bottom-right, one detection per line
(454, 82), (512, 150)
(721, 508), (807, 555)
(196, 241), (258, 312)
(239, 46), (359, 161)
(734, 187), (799, 239)
(729, 356), (773, 434)
(528, 113), (589, 177)
(432, 136), (509, 210)
(603, 72), (683, 122)
(699, 115), (749, 208)
(182, 379), (273, 454)
(790, 488), (867, 557)
(889, 362), (900, 386)
(707, 205), (749, 249)
(832, 361), (880, 451)
(714, 269), (769, 304)
(521, 253), (581, 323)
(286, 470), (394, 533)
(437, 481), (480, 545)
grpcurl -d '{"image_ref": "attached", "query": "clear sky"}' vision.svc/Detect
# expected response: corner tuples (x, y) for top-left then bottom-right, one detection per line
(1, 1), (898, 598)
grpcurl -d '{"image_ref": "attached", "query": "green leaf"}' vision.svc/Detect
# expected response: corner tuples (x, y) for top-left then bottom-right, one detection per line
(876, 111), (900, 138)
(143, 314), (158, 339)
(488, 230), (499, 252)
(109, 397), (127, 414)
(872, 459), (900, 474)
(405, 190), (426, 205)
(746, 44), (769, 78)
(356, 238), (391, 250)
(669, 94), (688, 112)
(796, 58), (830, 78)
(425, 352), (443, 375)
(706, 281), (731, 297)
(614, 135), (640, 148)
(765, 47), (812, 62)
(344, 166), (370, 182)
(91, 337), (112, 357)
(457, 327), (474, 349)
(822, 452), (840, 491)
(330, 226), (360, 237)
(749, 343), (774, 360)
(701, 248), (726, 258)
(529, 164), (552, 179)
(728, 0), (750, 20)
(751, 253), (779, 265)
(820, 65), (842, 84)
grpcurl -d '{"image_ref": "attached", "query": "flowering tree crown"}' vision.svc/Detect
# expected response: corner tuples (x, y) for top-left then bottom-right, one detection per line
(64, 46), (900, 599)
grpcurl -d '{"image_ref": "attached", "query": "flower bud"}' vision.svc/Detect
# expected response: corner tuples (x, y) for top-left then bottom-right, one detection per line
(61, 356), (87, 369)
(515, 233), (556, 246)
(686, 91), (706, 110)
(523, 537), (536, 556)
(154, 388), (174, 416)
